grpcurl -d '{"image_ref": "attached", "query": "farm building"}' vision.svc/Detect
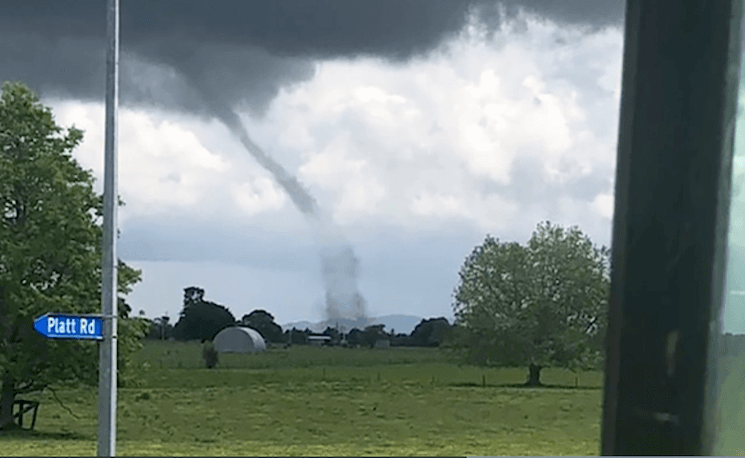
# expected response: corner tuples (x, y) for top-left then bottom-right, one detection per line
(308, 335), (331, 346)
(213, 326), (267, 353)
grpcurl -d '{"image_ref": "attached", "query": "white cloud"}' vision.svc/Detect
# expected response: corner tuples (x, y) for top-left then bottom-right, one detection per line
(46, 100), (292, 227)
(411, 192), (470, 219)
(253, 11), (623, 237)
(231, 178), (286, 216)
(297, 135), (387, 223)
(592, 193), (615, 220)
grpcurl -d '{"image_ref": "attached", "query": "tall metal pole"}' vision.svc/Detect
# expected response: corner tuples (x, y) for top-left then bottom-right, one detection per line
(99, 0), (119, 455)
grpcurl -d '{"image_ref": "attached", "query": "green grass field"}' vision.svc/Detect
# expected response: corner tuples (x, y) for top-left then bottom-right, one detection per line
(1, 341), (607, 456)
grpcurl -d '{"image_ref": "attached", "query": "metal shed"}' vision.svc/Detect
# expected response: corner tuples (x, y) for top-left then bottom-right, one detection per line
(213, 326), (267, 353)
(308, 335), (331, 346)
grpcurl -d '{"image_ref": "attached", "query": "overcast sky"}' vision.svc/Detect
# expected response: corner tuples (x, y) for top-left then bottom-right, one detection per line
(4, 0), (745, 333)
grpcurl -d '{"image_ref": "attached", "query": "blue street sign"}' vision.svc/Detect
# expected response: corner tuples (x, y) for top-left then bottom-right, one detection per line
(34, 314), (103, 340)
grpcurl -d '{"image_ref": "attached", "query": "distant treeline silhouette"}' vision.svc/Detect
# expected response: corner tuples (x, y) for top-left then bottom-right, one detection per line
(142, 287), (453, 347)
(720, 333), (745, 357)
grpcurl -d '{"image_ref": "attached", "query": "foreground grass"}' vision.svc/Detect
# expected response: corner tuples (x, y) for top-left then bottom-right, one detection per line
(1, 342), (605, 456)
(713, 355), (745, 455)
(2, 381), (602, 456)
(135, 340), (457, 370)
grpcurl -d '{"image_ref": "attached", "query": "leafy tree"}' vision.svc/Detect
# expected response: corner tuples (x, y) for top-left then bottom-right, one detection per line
(452, 221), (609, 386)
(321, 326), (341, 345)
(409, 317), (453, 347)
(201, 340), (218, 369)
(389, 333), (410, 347)
(240, 309), (283, 343)
(721, 333), (745, 357)
(346, 328), (362, 347)
(172, 287), (235, 341)
(146, 314), (173, 340)
(284, 327), (309, 345)
(360, 324), (387, 348)
(183, 286), (204, 306)
(0, 82), (147, 429)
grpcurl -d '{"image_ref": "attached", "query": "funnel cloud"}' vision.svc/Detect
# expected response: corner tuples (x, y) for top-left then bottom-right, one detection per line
(210, 101), (367, 322)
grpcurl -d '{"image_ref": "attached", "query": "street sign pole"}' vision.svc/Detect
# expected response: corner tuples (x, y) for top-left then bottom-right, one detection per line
(99, 0), (119, 456)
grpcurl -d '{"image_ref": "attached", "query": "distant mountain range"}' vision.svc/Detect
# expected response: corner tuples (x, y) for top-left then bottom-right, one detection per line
(281, 314), (429, 335)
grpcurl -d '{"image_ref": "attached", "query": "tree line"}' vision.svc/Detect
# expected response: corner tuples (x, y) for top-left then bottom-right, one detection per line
(144, 285), (454, 348)
(150, 220), (612, 386)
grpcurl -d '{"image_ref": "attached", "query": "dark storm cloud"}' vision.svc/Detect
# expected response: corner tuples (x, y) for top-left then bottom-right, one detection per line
(2, 0), (473, 115)
(483, 0), (624, 31)
(2, 0), (624, 115)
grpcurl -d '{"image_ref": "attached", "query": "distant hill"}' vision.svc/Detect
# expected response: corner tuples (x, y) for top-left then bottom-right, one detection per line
(281, 314), (427, 335)
(371, 315), (429, 335)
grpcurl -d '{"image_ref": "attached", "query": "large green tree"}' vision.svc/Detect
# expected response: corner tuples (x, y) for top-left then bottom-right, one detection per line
(240, 309), (284, 343)
(173, 286), (236, 341)
(409, 317), (453, 347)
(359, 324), (387, 348)
(146, 314), (173, 340)
(0, 82), (147, 429)
(452, 221), (610, 386)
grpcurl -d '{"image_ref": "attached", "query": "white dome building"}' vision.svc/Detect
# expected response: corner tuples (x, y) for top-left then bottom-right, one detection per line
(213, 326), (267, 353)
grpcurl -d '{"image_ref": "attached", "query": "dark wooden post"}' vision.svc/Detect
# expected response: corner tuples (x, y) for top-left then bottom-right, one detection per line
(601, 1), (743, 455)
(602, 0), (742, 455)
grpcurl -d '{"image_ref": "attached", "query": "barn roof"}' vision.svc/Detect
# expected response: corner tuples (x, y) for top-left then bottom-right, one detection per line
(213, 326), (267, 353)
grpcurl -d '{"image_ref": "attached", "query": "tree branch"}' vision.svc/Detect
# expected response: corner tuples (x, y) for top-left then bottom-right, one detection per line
(46, 386), (80, 419)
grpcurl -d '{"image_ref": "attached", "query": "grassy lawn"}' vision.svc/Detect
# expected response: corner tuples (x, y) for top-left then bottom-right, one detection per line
(713, 355), (745, 455)
(1, 341), (605, 456)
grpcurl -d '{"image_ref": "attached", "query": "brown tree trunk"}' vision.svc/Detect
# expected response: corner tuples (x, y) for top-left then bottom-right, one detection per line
(525, 363), (543, 387)
(0, 371), (16, 430)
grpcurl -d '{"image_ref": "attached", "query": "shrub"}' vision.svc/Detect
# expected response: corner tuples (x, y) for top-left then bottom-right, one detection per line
(202, 341), (219, 369)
